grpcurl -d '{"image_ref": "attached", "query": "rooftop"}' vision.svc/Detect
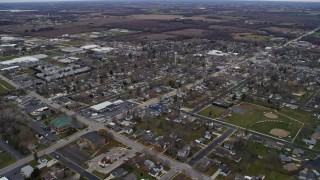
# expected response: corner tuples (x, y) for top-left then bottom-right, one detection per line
(49, 117), (72, 129)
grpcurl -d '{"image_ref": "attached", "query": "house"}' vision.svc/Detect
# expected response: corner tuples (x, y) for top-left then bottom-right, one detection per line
(311, 132), (320, 140)
(235, 174), (265, 180)
(177, 145), (191, 158)
(123, 128), (133, 135)
(302, 138), (316, 145)
(219, 165), (231, 176)
(251, 136), (264, 144)
(307, 172), (315, 180)
(154, 163), (163, 172)
(299, 168), (308, 180)
(36, 158), (48, 169)
(21, 165), (34, 178)
(144, 160), (155, 170)
(81, 132), (105, 150)
(205, 131), (212, 139)
(196, 137), (205, 144)
(49, 117), (72, 133)
(264, 141), (283, 150)
(223, 143), (233, 150)
(149, 168), (159, 178)
(110, 168), (127, 178)
(279, 154), (292, 163)
(98, 157), (111, 168)
(292, 148), (304, 157)
(199, 159), (211, 171)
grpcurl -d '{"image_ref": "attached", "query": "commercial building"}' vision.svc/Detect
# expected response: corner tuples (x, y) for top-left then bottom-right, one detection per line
(90, 101), (120, 113)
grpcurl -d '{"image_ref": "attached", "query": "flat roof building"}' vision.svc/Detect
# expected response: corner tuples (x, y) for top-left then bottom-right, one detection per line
(90, 101), (120, 113)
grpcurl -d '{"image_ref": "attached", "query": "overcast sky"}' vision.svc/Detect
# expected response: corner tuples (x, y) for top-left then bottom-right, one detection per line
(0, 0), (320, 2)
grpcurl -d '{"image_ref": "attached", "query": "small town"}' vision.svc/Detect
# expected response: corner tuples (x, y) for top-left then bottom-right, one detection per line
(0, 1), (320, 180)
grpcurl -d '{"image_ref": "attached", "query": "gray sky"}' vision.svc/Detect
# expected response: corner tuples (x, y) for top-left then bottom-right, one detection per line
(0, 0), (320, 2)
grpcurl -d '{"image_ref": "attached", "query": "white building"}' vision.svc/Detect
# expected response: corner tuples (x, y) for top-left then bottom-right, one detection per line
(21, 165), (34, 178)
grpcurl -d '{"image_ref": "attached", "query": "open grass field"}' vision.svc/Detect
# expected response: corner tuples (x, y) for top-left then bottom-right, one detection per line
(294, 115), (320, 150)
(0, 80), (15, 94)
(199, 106), (228, 119)
(200, 103), (303, 140)
(233, 33), (274, 41)
(312, 31), (320, 37)
(265, 27), (306, 35)
(0, 152), (15, 169)
(226, 103), (302, 139)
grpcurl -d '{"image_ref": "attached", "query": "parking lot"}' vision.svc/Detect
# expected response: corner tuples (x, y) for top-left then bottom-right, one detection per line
(56, 144), (91, 165)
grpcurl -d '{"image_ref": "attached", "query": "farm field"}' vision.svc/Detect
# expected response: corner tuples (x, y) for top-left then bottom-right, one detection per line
(233, 33), (275, 41)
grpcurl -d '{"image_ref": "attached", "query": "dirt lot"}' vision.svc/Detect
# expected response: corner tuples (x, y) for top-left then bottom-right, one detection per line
(264, 112), (279, 119)
(270, 128), (290, 138)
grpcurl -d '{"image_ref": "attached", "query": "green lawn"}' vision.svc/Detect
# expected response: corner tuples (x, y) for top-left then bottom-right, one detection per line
(201, 103), (303, 140)
(312, 31), (320, 37)
(209, 141), (294, 180)
(234, 33), (273, 41)
(294, 116), (320, 150)
(28, 154), (53, 168)
(199, 106), (228, 119)
(0, 152), (15, 168)
(92, 170), (108, 179)
(277, 108), (311, 123)
(0, 80), (15, 93)
(136, 116), (204, 143)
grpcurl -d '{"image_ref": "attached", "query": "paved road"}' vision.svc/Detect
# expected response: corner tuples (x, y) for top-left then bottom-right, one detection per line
(283, 26), (320, 47)
(185, 112), (320, 155)
(50, 152), (100, 180)
(22, 111), (58, 143)
(0, 75), (211, 180)
(0, 128), (95, 176)
(0, 140), (24, 160)
(298, 89), (319, 109)
(187, 128), (235, 166)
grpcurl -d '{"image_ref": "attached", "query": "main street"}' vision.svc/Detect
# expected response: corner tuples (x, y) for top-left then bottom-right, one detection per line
(0, 75), (211, 180)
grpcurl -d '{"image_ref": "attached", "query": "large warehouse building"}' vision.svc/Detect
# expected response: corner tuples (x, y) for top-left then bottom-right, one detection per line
(90, 100), (122, 113)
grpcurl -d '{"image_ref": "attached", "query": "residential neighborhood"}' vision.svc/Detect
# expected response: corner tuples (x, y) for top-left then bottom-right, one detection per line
(0, 1), (320, 180)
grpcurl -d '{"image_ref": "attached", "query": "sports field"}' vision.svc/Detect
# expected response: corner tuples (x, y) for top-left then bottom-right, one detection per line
(199, 103), (303, 140)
